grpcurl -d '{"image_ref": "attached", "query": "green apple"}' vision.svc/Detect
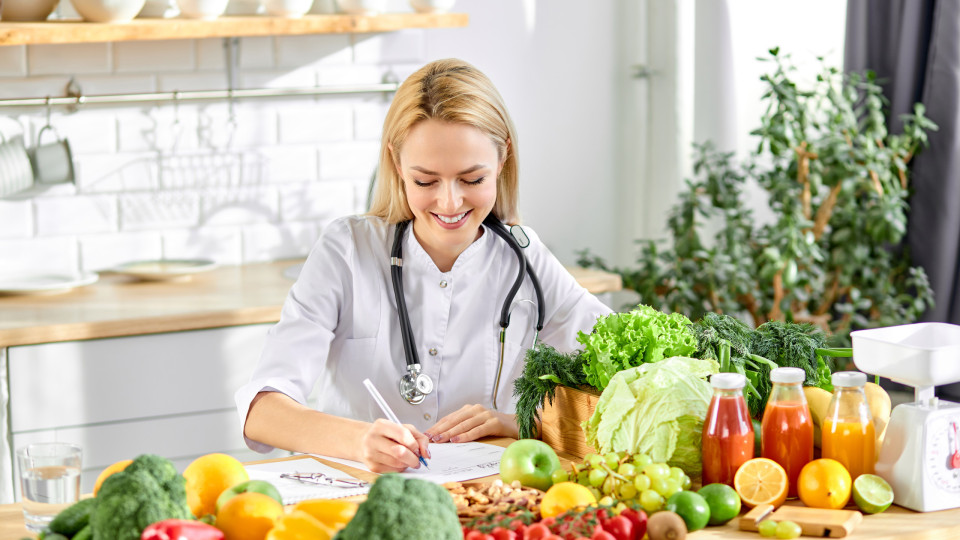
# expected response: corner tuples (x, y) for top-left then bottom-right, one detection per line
(499, 439), (562, 491)
(216, 479), (284, 511)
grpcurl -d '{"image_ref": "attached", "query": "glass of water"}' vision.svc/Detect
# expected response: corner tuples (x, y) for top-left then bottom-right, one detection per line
(17, 443), (82, 532)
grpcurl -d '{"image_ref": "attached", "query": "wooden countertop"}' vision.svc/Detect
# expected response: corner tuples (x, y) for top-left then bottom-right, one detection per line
(0, 261), (621, 348)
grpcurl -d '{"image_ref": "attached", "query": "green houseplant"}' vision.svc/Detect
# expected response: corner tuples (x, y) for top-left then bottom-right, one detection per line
(579, 48), (937, 345)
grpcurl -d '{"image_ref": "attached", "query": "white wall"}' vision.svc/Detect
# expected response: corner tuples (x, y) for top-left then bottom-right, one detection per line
(0, 0), (622, 279)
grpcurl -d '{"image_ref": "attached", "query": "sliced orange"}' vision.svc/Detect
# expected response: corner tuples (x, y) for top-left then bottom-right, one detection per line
(733, 458), (789, 509)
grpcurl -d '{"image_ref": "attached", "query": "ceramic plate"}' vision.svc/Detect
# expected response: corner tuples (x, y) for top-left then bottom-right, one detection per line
(111, 259), (218, 281)
(0, 272), (99, 295)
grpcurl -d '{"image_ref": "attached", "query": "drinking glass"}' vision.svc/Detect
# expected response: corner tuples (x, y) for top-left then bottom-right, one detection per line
(17, 443), (82, 532)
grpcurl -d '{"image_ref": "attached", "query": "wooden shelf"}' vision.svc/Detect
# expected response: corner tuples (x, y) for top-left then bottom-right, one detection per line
(0, 12), (468, 46)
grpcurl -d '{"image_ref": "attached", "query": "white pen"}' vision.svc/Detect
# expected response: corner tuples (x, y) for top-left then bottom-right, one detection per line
(363, 378), (429, 468)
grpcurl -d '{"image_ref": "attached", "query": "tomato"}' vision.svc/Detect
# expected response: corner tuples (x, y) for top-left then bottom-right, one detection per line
(599, 516), (633, 540)
(491, 527), (518, 540)
(465, 530), (493, 540)
(524, 523), (551, 540)
(590, 530), (615, 540)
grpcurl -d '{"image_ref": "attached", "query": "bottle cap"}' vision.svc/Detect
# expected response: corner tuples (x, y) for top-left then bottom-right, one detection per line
(832, 371), (867, 387)
(770, 367), (805, 384)
(711, 373), (747, 390)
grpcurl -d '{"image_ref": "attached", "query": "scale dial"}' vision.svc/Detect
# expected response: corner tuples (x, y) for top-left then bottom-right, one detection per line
(925, 415), (960, 493)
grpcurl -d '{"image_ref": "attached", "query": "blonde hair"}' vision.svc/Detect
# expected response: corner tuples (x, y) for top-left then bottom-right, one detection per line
(367, 58), (520, 224)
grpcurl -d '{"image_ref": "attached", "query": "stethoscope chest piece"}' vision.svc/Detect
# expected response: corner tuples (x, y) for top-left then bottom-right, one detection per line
(399, 364), (434, 405)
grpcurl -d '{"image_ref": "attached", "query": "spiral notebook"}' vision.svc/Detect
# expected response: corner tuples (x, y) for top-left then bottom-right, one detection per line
(244, 457), (370, 503)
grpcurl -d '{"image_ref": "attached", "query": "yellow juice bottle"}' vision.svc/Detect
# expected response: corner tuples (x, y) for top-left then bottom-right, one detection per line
(822, 371), (875, 480)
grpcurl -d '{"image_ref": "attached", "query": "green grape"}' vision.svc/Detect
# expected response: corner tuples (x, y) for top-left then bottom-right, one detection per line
(583, 453), (597, 463)
(639, 489), (664, 514)
(775, 521), (802, 540)
(650, 477), (670, 495)
(634, 474), (652, 492)
(600, 475), (616, 496)
(599, 495), (615, 506)
(662, 478), (682, 498)
(589, 486), (602, 500)
(589, 468), (608, 487)
(758, 520), (778, 538)
(618, 463), (637, 478)
(643, 463), (670, 481)
(604, 452), (621, 469)
(619, 483), (638, 500)
(577, 470), (590, 485)
(681, 474), (692, 490)
(551, 469), (569, 485)
(669, 467), (685, 482)
(588, 454), (604, 468)
(632, 453), (653, 469)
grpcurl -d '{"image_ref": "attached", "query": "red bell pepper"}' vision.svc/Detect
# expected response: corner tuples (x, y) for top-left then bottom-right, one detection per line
(141, 519), (224, 540)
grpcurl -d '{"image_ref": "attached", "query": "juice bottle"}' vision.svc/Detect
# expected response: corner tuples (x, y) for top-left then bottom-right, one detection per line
(702, 373), (754, 486)
(822, 371), (875, 479)
(762, 367), (813, 498)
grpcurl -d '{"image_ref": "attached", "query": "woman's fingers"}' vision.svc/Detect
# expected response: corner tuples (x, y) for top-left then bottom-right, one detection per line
(427, 404), (507, 443)
(360, 419), (429, 471)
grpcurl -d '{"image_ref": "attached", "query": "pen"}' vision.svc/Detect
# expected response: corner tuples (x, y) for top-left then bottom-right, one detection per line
(362, 378), (429, 469)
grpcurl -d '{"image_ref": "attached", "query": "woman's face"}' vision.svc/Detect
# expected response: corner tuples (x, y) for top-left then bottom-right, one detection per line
(396, 119), (501, 268)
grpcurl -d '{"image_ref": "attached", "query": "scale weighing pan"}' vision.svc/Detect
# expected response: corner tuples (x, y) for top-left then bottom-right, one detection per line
(852, 322), (960, 512)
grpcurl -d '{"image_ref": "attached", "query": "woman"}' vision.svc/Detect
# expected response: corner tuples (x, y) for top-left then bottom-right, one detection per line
(236, 58), (611, 473)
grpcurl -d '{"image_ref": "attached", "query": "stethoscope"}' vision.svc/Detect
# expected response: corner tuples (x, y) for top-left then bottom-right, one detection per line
(390, 213), (545, 408)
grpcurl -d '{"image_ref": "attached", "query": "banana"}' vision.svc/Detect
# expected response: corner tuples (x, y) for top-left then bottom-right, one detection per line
(803, 386), (833, 448)
(864, 381), (891, 452)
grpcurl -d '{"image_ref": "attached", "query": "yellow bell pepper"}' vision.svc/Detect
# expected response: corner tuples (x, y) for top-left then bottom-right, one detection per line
(291, 499), (358, 531)
(265, 510), (335, 540)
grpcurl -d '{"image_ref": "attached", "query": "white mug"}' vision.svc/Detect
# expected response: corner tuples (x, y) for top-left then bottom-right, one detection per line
(30, 126), (76, 186)
(0, 134), (34, 198)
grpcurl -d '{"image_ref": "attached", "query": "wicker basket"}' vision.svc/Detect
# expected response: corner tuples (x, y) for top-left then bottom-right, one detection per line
(540, 385), (601, 459)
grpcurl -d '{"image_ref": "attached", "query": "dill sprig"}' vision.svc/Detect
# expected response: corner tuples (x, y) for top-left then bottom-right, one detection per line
(513, 345), (587, 439)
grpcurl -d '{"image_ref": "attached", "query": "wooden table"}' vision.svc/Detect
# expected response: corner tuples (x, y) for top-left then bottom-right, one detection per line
(3, 437), (960, 540)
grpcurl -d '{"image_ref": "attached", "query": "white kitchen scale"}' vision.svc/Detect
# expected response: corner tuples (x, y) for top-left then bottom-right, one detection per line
(852, 322), (960, 512)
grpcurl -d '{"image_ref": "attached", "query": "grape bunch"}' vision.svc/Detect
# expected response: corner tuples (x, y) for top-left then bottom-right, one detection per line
(551, 451), (693, 514)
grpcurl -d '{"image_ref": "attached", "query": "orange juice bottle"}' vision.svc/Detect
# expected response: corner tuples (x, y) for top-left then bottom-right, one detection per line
(822, 371), (875, 480)
(762, 367), (813, 498)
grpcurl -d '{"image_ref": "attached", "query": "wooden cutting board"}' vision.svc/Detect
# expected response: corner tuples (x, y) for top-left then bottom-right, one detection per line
(739, 504), (864, 537)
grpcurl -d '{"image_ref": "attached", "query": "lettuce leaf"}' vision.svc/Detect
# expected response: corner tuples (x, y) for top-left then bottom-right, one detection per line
(582, 357), (718, 478)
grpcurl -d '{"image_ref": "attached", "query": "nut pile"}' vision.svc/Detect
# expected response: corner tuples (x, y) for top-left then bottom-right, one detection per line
(445, 479), (542, 521)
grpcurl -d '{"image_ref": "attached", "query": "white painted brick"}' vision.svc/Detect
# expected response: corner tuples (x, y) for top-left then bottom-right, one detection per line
(0, 236), (79, 276)
(240, 68), (317, 90)
(35, 195), (118, 236)
(52, 113), (118, 155)
(159, 150), (242, 189)
(354, 101), (389, 141)
(73, 153), (161, 193)
(120, 191), (200, 231)
(201, 186), (280, 226)
(319, 141), (379, 180)
(352, 30), (424, 65)
(279, 181), (355, 223)
(198, 37), (275, 71)
(191, 102), (277, 150)
(116, 107), (201, 153)
(79, 231), (163, 271)
(274, 34), (352, 68)
(258, 145), (318, 183)
(0, 76), (71, 99)
(162, 226), (243, 264)
(0, 46), (27, 77)
(0, 199), (33, 238)
(242, 221), (319, 263)
(27, 43), (112, 76)
(315, 65), (384, 86)
(114, 40), (196, 73)
(72, 74), (156, 97)
(158, 73), (229, 92)
(277, 104), (352, 144)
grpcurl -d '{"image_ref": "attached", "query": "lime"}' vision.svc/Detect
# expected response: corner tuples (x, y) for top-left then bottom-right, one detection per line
(698, 483), (742, 525)
(665, 490), (711, 532)
(852, 474), (894, 514)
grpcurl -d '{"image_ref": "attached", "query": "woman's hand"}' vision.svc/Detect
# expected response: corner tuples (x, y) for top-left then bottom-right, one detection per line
(425, 404), (519, 443)
(360, 419), (431, 473)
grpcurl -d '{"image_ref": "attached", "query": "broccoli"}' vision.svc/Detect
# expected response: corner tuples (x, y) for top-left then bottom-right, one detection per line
(90, 454), (193, 540)
(334, 474), (461, 540)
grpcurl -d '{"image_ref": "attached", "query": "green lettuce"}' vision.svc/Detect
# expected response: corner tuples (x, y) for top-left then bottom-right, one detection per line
(577, 305), (697, 390)
(582, 357), (718, 478)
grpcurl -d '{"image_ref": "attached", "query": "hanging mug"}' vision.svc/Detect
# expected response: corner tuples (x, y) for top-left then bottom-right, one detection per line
(0, 133), (34, 198)
(29, 125), (76, 186)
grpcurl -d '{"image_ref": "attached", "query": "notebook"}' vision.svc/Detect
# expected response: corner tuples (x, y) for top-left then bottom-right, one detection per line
(244, 456), (370, 504)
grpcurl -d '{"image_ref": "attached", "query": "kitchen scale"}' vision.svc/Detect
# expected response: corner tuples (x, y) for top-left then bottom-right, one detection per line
(852, 322), (960, 512)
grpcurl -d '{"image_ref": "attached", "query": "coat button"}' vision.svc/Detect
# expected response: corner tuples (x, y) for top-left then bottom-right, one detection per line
(424, 413), (431, 420)
(428, 348), (438, 356)
(439, 280), (448, 288)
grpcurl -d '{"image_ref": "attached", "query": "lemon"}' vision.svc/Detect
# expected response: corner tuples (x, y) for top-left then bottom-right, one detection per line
(852, 474), (894, 514)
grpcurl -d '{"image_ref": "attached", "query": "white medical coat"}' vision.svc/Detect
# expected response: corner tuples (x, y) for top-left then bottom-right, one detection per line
(236, 215), (611, 453)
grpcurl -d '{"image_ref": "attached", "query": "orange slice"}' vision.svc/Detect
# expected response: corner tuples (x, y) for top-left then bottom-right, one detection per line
(733, 458), (789, 509)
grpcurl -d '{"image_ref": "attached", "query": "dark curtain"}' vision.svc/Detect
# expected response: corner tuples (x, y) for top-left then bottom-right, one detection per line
(845, 0), (960, 399)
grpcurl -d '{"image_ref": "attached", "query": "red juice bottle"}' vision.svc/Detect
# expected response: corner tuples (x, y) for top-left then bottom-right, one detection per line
(702, 373), (754, 486)
(762, 367), (813, 498)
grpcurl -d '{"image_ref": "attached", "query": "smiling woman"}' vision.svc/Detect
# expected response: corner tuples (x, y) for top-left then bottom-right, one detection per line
(236, 58), (611, 475)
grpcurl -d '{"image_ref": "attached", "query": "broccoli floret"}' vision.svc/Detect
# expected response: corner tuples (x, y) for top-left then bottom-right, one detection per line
(334, 474), (461, 540)
(91, 454), (192, 540)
